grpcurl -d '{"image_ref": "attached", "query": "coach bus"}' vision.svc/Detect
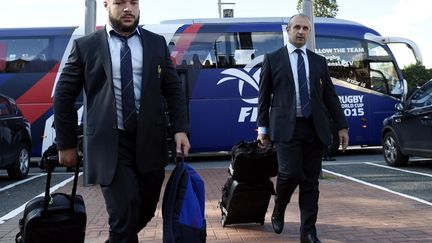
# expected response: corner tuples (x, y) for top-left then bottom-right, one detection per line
(0, 17), (422, 157)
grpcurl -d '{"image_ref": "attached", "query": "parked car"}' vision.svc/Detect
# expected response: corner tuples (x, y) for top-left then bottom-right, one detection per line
(0, 93), (32, 179)
(381, 80), (432, 166)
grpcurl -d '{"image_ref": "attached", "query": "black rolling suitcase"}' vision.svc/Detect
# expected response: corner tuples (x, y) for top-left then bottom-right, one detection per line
(220, 177), (274, 226)
(219, 141), (277, 226)
(16, 156), (86, 243)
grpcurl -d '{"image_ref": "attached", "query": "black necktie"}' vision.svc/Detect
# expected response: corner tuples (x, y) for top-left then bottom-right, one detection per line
(112, 31), (137, 132)
(294, 49), (311, 118)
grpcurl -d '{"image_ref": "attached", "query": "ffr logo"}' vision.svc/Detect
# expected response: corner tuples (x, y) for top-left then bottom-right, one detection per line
(238, 107), (257, 122)
(217, 55), (264, 123)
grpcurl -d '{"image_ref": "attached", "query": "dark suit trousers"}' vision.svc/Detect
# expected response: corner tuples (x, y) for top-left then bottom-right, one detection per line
(275, 117), (323, 236)
(101, 130), (165, 243)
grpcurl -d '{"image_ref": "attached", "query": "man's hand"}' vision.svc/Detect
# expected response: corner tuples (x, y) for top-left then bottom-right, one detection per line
(174, 132), (191, 156)
(58, 148), (78, 167)
(257, 133), (271, 148)
(338, 128), (349, 152)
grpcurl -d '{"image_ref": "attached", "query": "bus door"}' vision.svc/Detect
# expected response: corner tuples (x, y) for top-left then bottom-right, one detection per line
(364, 41), (403, 145)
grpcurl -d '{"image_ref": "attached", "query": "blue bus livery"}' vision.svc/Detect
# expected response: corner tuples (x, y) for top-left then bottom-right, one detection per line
(0, 17), (422, 156)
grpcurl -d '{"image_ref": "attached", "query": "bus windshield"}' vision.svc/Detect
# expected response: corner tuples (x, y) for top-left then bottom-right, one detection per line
(316, 37), (401, 97)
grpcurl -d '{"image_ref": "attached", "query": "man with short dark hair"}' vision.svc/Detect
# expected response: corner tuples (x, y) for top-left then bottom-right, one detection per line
(257, 14), (349, 243)
(54, 0), (190, 242)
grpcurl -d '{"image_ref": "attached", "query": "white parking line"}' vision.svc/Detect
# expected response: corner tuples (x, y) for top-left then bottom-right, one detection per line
(0, 172), (82, 224)
(323, 169), (432, 206)
(0, 172), (79, 193)
(365, 162), (432, 177)
(0, 174), (45, 193)
(323, 161), (369, 166)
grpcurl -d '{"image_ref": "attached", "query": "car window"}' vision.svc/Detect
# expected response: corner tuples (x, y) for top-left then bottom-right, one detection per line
(409, 83), (432, 109)
(0, 97), (10, 115)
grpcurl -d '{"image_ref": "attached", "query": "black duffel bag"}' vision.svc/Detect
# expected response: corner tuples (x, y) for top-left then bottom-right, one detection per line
(229, 140), (278, 182)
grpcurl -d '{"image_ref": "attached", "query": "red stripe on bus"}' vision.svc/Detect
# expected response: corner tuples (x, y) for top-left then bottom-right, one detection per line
(0, 42), (6, 71)
(171, 24), (203, 65)
(16, 63), (60, 123)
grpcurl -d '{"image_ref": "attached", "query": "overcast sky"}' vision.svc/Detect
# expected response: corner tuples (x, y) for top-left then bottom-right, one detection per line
(1, 0), (431, 68)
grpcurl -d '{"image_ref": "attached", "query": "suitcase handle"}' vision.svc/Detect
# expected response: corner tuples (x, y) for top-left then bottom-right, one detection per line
(43, 155), (82, 215)
(253, 140), (273, 154)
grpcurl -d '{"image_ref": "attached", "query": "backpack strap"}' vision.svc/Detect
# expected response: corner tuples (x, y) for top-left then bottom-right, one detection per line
(162, 157), (186, 243)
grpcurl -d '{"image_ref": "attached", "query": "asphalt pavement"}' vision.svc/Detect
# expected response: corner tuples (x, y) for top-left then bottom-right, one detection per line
(1, 150), (432, 242)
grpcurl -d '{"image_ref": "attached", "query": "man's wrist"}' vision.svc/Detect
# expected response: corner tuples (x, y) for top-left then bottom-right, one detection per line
(257, 126), (268, 134)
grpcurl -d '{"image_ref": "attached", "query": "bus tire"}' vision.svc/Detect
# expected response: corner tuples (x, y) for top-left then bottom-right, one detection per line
(383, 132), (408, 167)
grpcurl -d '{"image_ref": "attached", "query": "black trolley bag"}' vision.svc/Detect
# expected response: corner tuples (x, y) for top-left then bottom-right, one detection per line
(219, 141), (277, 226)
(220, 177), (275, 226)
(16, 156), (86, 243)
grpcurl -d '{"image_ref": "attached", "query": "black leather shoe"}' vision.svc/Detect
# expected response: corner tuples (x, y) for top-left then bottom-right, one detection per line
(300, 233), (321, 243)
(271, 211), (284, 234)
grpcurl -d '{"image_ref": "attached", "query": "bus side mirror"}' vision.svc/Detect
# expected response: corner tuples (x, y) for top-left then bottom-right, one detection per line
(395, 102), (404, 111)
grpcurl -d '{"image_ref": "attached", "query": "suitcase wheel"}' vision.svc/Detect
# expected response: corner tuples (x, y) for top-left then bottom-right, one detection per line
(221, 214), (227, 227)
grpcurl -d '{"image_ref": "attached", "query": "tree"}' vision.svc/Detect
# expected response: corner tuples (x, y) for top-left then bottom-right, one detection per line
(296, 0), (339, 18)
(402, 62), (432, 91)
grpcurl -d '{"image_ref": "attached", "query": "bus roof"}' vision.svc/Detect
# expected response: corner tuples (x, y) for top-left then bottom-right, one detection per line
(156, 17), (381, 40)
(0, 26), (79, 37)
(160, 17), (364, 26)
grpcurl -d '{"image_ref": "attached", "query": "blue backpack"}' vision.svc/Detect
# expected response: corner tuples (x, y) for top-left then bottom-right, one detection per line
(162, 157), (206, 243)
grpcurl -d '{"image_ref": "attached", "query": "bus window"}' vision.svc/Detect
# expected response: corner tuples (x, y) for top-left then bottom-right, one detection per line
(316, 37), (370, 88)
(169, 31), (282, 69)
(317, 37), (402, 97)
(368, 42), (402, 96)
(215, 33), (235, 67)
(215, 32), (283, 68)
(169, 33), (218, 68)
(370, 62), (400, 95)
(0, 37), (51, 73)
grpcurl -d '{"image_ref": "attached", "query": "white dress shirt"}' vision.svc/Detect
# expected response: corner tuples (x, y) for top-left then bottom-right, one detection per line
(106, 25), (143, 130)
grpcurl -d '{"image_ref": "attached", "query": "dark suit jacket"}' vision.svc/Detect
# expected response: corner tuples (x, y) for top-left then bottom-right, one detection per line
(54, 27), (189, 185)
(257, 46), (347, 145)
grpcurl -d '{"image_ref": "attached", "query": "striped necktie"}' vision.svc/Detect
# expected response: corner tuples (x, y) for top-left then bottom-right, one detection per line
(112, 31), (138, 132)
(294, 49), (312, 118)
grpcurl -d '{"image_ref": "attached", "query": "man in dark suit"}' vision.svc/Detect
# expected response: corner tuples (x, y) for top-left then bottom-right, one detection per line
(54, 0), (190, 242)
(257, 14), (349, 243)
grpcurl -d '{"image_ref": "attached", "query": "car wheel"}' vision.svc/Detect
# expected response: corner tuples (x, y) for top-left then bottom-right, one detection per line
(7, 144), (30, 179)
(383, 132), (408, 167)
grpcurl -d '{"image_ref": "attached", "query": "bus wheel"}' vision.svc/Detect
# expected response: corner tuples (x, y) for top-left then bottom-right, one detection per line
(327, 128), (340, 156)
(383, 132), (408, 167)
